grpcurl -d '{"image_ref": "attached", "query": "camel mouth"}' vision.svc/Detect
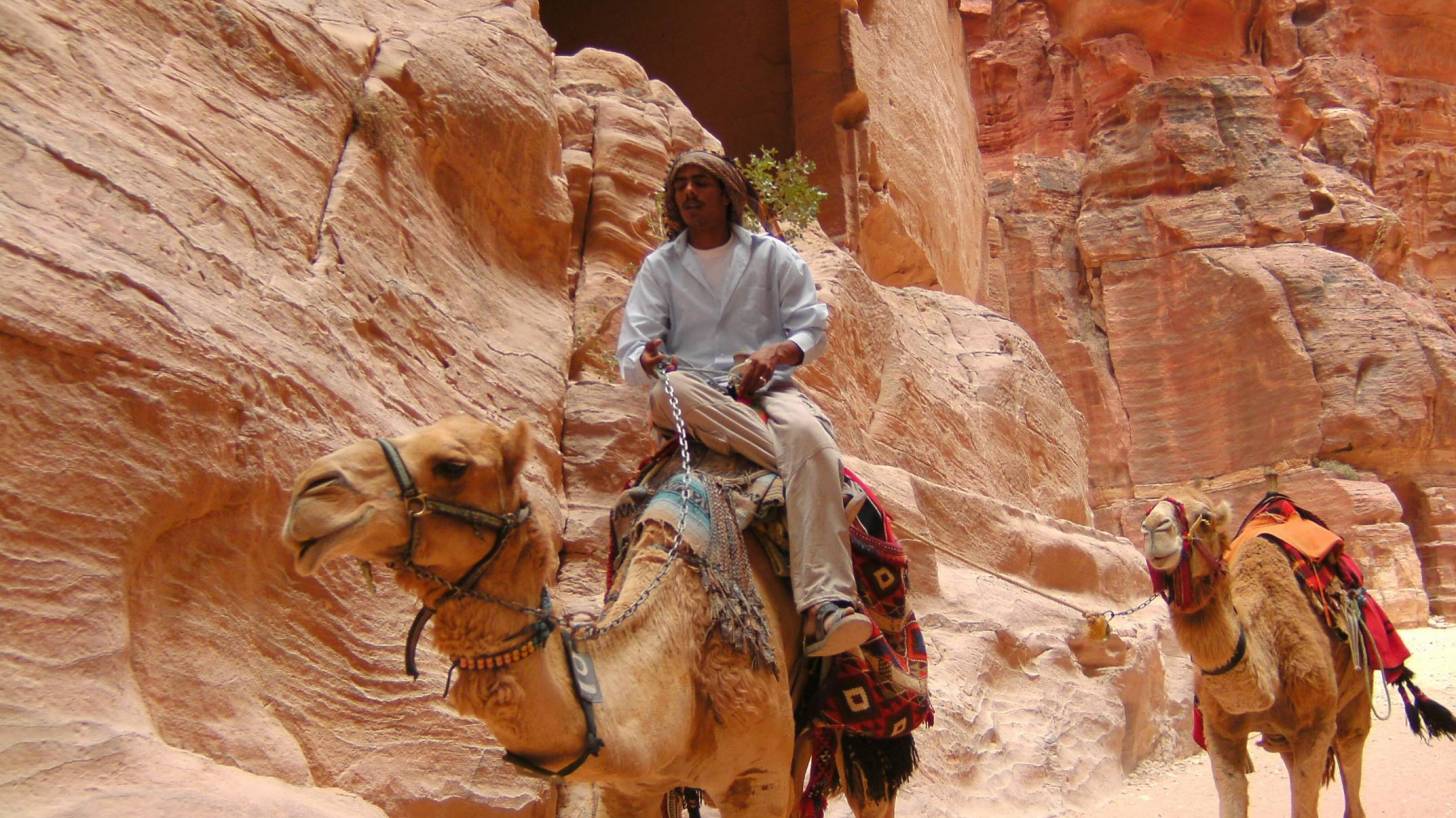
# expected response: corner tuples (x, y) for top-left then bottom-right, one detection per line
(1146, 551), (1182, 573)
(288, 508), (373, 575)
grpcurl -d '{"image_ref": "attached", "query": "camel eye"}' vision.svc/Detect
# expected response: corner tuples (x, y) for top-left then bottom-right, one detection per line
(433, 460), (469, 481)
(303, 474), (339, 494)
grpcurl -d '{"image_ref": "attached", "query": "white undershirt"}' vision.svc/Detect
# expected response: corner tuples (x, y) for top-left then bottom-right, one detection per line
(690, 240), (733, 296)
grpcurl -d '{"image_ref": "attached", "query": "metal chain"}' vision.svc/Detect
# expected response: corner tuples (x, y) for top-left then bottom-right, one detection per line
(1102, 592), (1160, 621)
(569, 364), (695, 641)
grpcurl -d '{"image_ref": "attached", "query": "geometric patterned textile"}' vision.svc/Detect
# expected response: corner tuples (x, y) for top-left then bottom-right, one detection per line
(795, 468), (933, 818)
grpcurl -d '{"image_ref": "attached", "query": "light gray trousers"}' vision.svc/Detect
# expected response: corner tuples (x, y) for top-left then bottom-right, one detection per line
(648, 371), (856, 612)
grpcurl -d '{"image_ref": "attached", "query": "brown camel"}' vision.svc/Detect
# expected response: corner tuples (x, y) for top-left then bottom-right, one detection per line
(282, 415), (896, 817)
(1141, 490), (1370, 818)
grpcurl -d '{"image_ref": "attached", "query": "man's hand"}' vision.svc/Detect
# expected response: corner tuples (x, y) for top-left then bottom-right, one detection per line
(640, 338), (676, 377)
(735, 340), (803, 397)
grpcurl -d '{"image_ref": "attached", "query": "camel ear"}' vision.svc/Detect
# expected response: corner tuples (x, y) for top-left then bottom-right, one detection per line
(500, 419), (533, 485)
(1212, 500), (1232, 530)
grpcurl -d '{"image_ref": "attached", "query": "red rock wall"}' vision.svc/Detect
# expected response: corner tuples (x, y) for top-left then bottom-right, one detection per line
(964, 0), (1456, 623)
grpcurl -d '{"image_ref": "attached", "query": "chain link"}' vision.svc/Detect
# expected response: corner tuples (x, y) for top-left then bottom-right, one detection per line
(1103, 592), (1159, 621)
(569, 363), (695, 641)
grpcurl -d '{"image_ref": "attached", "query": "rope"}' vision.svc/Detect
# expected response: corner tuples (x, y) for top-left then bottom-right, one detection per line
(941, 547), (1158, 624)
(1355, 599), (1394, 721)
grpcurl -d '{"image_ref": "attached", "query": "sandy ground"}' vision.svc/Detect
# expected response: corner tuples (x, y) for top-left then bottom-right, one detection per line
(1079, 626), (1456, 818)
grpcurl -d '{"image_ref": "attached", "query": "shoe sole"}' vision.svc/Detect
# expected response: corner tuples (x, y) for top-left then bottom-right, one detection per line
(804, 613), (873, 657)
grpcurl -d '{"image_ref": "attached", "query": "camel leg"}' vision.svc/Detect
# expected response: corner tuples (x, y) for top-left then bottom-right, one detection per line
(1286, 724), (1337, 818)
(1206, 730), (1252, 818)
(712, 771), (795, 818)
(1334, 697), (1371, 818)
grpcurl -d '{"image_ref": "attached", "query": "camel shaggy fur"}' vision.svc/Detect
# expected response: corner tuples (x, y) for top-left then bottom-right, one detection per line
(282, 415), (894, 817)
(1142, 490), (1370, 818)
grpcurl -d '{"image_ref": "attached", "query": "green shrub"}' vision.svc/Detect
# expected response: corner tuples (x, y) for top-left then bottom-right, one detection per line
(737, 148), (826, 241)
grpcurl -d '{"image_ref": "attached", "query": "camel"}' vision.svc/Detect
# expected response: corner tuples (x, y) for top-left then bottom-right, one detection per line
(281, 414), (897, 817)
(1141, 490), (1370, 818)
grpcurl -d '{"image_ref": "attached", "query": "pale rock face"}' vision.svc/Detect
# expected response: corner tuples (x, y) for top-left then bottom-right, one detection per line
(842, 458), (1192, 814)
(798, 0), (990, 299)
(3, 1), (569, 815)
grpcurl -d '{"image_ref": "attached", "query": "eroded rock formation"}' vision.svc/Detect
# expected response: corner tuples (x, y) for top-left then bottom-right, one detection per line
(965, 0), (1456, 622)
(5, 0), (1449, 815)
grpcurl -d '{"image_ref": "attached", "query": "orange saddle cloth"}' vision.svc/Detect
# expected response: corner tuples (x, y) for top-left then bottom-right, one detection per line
(1228, 500), (1343, 562)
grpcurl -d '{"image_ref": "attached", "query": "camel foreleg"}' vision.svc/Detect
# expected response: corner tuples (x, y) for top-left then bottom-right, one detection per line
(1286, 723), (1337, 818)
(1206, 730), (1253, 818)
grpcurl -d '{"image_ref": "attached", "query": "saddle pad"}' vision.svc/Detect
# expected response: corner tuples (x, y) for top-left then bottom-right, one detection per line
(1229, 514), (1343, 562)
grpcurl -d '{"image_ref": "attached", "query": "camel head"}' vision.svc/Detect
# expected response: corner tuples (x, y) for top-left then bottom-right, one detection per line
(282, 415), (534, 581)
(1141, 491), (1232, 606)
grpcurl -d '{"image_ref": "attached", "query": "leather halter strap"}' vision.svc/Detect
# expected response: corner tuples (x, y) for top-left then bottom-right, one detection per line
(1150, 497), (1226, 613)
(374, 437), (605, 777)
(501, 632), (607, 780)
(375, 437), (533, 677)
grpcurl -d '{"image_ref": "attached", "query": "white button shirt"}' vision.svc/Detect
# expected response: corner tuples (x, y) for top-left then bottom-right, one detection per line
(616, 225), (829, 388)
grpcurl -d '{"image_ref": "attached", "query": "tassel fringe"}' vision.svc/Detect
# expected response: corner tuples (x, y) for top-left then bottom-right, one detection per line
(1398, 675), (1456, 741)
(841, 733), (920, 805)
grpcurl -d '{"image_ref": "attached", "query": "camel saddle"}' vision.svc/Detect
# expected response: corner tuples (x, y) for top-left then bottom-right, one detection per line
(1228, 494), (1342, 563)
(1228, 493), (1408, 675)
(608, 441), (932, 818)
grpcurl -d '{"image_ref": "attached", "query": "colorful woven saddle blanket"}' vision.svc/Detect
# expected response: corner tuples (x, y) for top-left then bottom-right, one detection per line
(1229, 493), (1410, 681)
(607, 443), (933, 814)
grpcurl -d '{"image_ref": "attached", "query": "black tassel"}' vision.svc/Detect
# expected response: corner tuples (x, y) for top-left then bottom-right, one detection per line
(1414, 684), (1456, 740)
(1400, 681), (1424, 737)
(1399, 677), (1456, 741)
(841, 734), (919, 805)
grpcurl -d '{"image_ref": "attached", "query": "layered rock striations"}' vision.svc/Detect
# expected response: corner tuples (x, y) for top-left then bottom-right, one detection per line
(964, 0), (1456, 622)
(4, 1), (1183, 817)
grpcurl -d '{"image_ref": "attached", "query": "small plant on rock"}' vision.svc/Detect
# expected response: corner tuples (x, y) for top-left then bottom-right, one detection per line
(737, 147), (826, 241)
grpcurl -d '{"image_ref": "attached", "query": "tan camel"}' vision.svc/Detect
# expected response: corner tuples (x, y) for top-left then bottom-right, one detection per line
(1141, 490), (1370, 818)
(282, 415), (895, 818)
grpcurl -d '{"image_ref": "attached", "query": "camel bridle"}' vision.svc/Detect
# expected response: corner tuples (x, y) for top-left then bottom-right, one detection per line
(374, 436), (606, 779)
(1146, 497), (1246, 676)
(374, 436), (540, 678)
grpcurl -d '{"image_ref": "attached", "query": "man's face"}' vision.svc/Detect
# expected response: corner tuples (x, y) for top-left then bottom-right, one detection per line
(671, 164), (729, 233)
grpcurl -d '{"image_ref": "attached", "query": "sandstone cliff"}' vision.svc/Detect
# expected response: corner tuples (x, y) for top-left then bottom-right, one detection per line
(3, 0), (1449, 817)
(965, 0), (1456, 623)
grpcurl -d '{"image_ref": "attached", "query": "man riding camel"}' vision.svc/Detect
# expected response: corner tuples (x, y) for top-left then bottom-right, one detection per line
(615, 149), (873, 657)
